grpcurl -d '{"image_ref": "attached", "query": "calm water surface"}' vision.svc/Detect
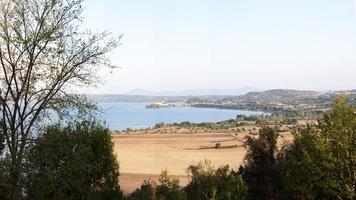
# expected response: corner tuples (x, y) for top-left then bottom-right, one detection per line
(98, 102), (266, 131)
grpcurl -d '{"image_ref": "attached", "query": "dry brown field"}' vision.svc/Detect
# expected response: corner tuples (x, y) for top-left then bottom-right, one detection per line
(112, 127), (292, 194)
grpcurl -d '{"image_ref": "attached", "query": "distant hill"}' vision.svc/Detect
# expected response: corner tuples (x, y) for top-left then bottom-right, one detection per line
(245, 89), (319, 98)
(241, 89), (326, 103)
(86, 94), (189, 103)
(87, 89), (356, 107)
(124, 86), (261, 96)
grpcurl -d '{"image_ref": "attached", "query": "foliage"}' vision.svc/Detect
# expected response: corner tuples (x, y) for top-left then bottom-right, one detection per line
(0, 0), (118, 196)
(156, 170), (184, 200)
(278, 96), (356, 199)
(185, 160), (247, 200)
(129, 180), (157, 200)
(277, 126), (324, 199)
(129, 170), (184, 200)
(126, 96), (355, 200)
(0, 157), (11, 200)
(25, 121), (122, 200)
(240, 127), (281, 199)
(155, 123), (165, 129)
(179, 122), (191, 127)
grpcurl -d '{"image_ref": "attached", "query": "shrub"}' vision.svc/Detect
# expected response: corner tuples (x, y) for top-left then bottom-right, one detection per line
(185, 160), (247, 200)
(129, 170), (184, 200)
(155, 123), (165, 129)
(179, 121), (191, 127)
(25, 121), (122, 200)
(130, 180), (156, 200)
(156, 170), (184, 200)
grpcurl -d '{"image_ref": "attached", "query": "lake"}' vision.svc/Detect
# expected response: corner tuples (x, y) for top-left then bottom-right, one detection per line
(98, 102), (267, 131)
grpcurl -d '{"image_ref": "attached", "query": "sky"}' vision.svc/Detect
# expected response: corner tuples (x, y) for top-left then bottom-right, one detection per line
(81, 0), (356, 94)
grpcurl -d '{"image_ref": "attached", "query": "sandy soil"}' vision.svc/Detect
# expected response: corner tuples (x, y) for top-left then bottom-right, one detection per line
(112, 129), (292, 194)
(112, 132), (247, 175)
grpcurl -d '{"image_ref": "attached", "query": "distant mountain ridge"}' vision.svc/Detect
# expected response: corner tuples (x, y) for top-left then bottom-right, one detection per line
(245, 89), (355, 100)
(124, 86), (261, 96)
(87, 89), (356, 104)
(183, 89), (356, 115)
(242, 89), (323, 102)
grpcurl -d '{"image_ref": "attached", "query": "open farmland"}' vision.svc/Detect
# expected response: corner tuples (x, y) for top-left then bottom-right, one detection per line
(112, 128), (292, 194)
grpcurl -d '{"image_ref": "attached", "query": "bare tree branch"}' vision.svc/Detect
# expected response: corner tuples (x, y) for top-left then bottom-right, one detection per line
(0, 0), (119, 197)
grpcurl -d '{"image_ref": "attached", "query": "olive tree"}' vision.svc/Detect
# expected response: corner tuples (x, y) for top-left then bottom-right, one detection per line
(0, 0), (118, 197)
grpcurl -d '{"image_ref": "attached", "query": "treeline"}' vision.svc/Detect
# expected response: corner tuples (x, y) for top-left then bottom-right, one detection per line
(191, 103), (325, 118)
(128, 162), (247, 200)
(126, 96), (356, 200)
(152, 115), (297, 131)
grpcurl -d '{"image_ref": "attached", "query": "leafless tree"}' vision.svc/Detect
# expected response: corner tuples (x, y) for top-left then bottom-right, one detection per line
(0, 0), (118, 197)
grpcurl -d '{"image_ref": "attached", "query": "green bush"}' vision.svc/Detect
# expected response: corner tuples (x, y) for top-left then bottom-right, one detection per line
(129, 180), (156, 200)
(156, 170), (185, 200)
(25, 121), (122, 200)
(278, 96), (356, 199)
(240, 96), (356, 199)
(185, 160), (247, 200)
(179, 121), (191, 127)
(129, 170), (184, 200)
(155, 123), (165, 129)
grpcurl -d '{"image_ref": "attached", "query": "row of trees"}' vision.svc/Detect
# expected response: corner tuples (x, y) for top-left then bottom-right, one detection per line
(127, 96), (355, 200)
(129, 162), (247, 200)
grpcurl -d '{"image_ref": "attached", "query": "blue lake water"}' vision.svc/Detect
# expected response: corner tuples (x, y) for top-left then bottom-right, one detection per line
(98, 102), (267, 131)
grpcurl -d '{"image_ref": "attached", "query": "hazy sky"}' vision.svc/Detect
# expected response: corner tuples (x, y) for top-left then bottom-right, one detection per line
(82, 0), (356, 94)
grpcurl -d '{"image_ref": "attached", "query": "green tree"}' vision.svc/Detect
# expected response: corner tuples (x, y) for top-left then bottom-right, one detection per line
(0, 158), (11, 200)
(318, 96), (356, 198)
(129, 170), (185, 200)
(240, 127), (281, 200)
(278, 126), (324, 199)
(279, 96), (356, 199)
(0, 0), (118, 197)
(0, 122), (11, 200)
(156, 170), (184, 200)
(185, 160), (247, 200)
(25, 121), (122, 200)
(129, 180), (157, 200)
